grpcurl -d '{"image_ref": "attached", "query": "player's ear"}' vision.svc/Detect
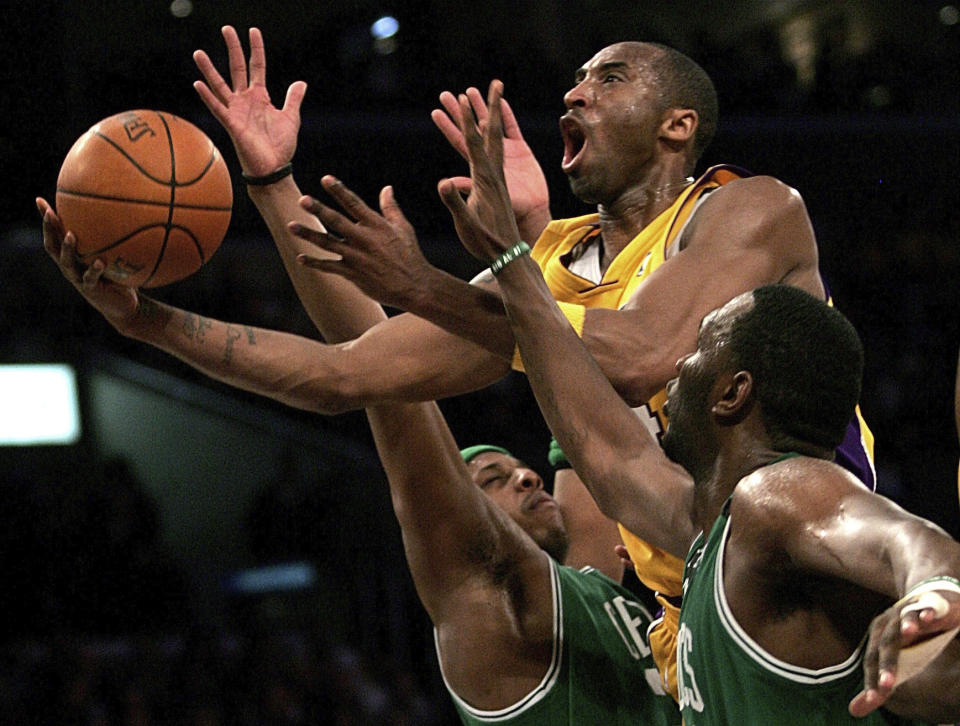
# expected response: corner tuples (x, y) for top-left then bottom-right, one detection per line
(660, 108), (697, 149)
(712, 370), (753, 421)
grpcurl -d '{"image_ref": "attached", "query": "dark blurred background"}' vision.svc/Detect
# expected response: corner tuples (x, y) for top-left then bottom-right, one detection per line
(2, 1), (959, 723)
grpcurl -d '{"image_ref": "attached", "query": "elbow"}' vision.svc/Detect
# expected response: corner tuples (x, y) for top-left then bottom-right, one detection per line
(273, 365), (365, 416)
(608, 359), (672, 409)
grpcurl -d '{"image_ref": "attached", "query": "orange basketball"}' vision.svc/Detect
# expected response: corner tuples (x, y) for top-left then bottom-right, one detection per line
(56, 110), (232, 288)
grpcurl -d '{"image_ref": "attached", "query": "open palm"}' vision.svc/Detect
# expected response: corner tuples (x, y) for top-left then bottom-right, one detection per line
(193, 26), (305, 177)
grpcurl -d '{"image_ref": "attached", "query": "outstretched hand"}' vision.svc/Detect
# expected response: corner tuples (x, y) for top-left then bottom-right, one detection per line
(432, 85), (549, 242)
(849, 583), (960, 717)
(193, 26), (306, 177)
(437, 81), (524, 264)
(37, 197), (143, 333)
(290, 176), (434, 310)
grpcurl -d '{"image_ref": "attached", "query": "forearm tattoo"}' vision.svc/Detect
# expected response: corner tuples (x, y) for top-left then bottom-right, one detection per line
(181, 312), (212, 343)
(223, 324), (257, 364)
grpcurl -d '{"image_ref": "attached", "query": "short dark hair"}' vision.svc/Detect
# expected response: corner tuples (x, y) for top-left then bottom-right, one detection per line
(646, 43), (718, 162)
(727, 285), (863, 452)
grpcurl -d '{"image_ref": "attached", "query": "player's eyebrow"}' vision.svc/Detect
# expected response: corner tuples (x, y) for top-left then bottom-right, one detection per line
(575, 60), (631, 83)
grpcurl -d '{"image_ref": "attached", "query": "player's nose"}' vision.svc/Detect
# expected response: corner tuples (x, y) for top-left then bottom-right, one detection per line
(514, 466), (543, 490)
(563, 80), (590, 109)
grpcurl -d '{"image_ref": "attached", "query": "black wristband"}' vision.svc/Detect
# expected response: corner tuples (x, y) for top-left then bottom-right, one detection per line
(242, 163), (293, 186)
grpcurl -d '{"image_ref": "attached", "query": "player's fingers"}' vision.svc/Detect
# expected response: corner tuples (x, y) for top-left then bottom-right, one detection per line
(431, 108), (468, 159)
(379, 186), (412, 231)
(80, 257), (107, 291)
(192, 50), (232, 105)
(465, 87), (488, 125)
(500, 97), (524, 140)
(848, 688), (884, 718)
(288, 221), (347, 255)
(221, 25), (249, 92)
(484, 80), (505, 169)
(298, 194), (350, 231)
(438, 178), (469, 221)
(282, 81), (308, 118)
(39, 203), (63, 257)
(59, 232), (85, 284)
(438, 90), (463, 123)
(296, 254), (346, 273)
(458, 94), (485, 163)
(192, 80), (230, 126)
(320, 176), (377, 224)
(247, 27), (266, 87)
(875, 612), (902, 693)
(445, 176), (473, 195)
(861, 616), (884, 694)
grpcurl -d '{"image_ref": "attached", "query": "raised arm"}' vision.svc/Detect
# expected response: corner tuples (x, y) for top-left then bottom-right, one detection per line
(193, 27), (522, 395)
(193, 25), (387, 343)
(437, 82), (697, 558)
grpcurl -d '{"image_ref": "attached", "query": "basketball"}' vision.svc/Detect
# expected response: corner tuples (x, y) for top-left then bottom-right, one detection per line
(56, 110), (232, 288)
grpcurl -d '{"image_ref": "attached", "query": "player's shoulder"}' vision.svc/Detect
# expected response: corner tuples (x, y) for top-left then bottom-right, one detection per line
(730, 455), (862, 534)
(703, 173), (805, 211)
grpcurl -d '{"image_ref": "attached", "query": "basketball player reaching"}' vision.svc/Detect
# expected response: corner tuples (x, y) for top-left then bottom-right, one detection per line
(427, 88), (960, 722)
(38, 30), (684, 725)
(41, 26), (872, 700)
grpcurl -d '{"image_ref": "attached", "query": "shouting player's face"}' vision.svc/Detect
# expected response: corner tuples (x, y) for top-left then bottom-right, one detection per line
(560, 43), (665, 205)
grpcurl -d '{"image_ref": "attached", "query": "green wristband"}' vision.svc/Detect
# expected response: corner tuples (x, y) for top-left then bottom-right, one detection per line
(489, 241), (531, 276)
(547, 437), (571, 470)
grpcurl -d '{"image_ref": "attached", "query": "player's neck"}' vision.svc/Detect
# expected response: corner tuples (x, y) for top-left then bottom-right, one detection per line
(595, 174), (693, 264)
(691, 438), (784, 534)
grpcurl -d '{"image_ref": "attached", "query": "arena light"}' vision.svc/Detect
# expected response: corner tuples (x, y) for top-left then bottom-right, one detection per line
(226, 562), (317, 594)
(0, 364), (81, 445)
(170, 0), (193, 18)
(371, 15), (399, 54)
(371, 15), (399, 39)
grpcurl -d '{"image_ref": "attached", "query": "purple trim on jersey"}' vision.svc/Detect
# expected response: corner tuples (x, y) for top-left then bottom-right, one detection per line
(820, 278), (875, 491)
(836, 418), (875, 491)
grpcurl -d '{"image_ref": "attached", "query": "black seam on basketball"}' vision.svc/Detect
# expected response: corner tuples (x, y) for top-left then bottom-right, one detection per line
(93, 132), (174, 186)
(78, 224), (204, 268)
(176, 150), (218, 187)
(54, 189), (231, 211)
(147, 111), (177, 287)
(171, 223), (206, 262)
(76, 223), (170, 258)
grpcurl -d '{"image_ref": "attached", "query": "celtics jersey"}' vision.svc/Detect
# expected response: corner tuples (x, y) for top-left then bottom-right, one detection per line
(437, 558), (680, 726)
(677, 499), (928, 726)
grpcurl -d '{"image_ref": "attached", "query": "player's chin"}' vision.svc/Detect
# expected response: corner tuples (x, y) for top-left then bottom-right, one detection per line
(566, 172), (604, 206)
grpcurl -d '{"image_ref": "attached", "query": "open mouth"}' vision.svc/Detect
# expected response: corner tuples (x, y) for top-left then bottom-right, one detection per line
(560, 115), (587, 173)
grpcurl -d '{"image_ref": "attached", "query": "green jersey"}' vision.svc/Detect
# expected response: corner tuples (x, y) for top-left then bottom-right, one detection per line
(437, 558), (680, 725)
(677, 499), (929, 726)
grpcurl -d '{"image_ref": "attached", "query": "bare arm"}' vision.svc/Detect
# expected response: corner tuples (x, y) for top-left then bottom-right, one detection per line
(493, 255), (697, 558)
(733, 464), (960, 721)
(580, 176), (824, 406)
(199, 33), (555, 685)
(300, 171), (824, 412)
(39, 198), (506, 412)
